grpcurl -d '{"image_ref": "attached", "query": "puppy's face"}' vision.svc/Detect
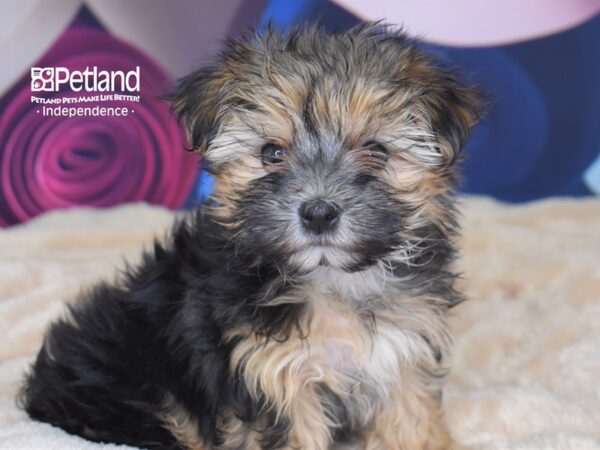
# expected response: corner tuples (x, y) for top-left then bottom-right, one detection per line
(173, 24), (481, 273)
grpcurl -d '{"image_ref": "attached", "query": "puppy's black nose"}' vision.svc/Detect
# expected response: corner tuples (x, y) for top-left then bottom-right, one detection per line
(299, 200), (340, 234)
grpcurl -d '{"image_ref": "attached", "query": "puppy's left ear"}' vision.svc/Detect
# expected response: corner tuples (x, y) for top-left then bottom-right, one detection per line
(170, 66), (230, 155)
(425, 73), (484, 167)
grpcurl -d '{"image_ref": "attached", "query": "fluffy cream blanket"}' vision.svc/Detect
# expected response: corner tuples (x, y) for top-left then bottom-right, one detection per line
(0, 197), (599, 450)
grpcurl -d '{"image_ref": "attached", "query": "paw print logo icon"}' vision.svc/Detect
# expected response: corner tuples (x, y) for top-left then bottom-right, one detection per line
(31, 68), (55, 92)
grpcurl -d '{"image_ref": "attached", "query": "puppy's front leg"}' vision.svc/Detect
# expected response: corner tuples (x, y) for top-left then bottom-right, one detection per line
(281, 384), (335, 450)
(364, 373), (451, 450)
(230, 335), (335, 450)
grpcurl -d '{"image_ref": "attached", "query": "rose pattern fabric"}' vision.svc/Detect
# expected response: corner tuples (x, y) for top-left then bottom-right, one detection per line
(0, 24), (197, 226)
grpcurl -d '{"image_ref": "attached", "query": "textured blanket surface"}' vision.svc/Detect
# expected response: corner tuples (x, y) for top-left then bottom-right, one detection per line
(0, 197), (599, 450)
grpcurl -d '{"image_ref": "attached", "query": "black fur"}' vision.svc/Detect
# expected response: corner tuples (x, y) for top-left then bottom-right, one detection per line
(20, 210), (300, 449)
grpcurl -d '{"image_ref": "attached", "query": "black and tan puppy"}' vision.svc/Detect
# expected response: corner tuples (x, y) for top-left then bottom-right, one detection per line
(21, 24), (481, 449)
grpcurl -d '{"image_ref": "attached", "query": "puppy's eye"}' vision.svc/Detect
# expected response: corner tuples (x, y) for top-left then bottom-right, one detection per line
(361, 141), (389, 162)
(261, 143), (288, 167)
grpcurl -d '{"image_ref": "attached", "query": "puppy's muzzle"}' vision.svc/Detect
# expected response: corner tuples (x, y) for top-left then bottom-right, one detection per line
(299, 199), (341, 235)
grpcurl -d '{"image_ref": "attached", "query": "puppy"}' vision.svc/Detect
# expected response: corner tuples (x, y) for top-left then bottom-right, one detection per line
(21, 24), (481, 450)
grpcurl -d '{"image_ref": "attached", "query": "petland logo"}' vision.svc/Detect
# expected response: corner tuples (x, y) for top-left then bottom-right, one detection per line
(31, 66), (140, 93)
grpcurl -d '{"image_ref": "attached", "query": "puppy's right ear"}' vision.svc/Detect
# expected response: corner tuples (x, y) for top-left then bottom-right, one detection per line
(170, 66), (229, 155)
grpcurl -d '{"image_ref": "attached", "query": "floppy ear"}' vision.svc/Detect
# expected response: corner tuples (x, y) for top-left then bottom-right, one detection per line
(425, 72), (485, 167)
(170, 66), (230, 155)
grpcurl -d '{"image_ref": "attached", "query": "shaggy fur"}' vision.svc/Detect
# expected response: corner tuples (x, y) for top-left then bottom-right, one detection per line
(20, 23), (481, 449)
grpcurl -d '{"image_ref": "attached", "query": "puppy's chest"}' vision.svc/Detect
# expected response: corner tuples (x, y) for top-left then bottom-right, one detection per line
(230, 276), (419, 436)
(234, 277), (407, 400)
(300, 286), (400, 382)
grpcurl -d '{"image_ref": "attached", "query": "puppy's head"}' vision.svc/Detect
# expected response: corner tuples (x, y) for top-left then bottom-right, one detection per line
(172, 24), (482, 273)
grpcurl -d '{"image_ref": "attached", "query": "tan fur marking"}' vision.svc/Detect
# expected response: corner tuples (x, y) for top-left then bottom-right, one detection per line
(159, 394), (207, 450)
(364, 372), (451, 450)
(217, 413), (262, 450)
